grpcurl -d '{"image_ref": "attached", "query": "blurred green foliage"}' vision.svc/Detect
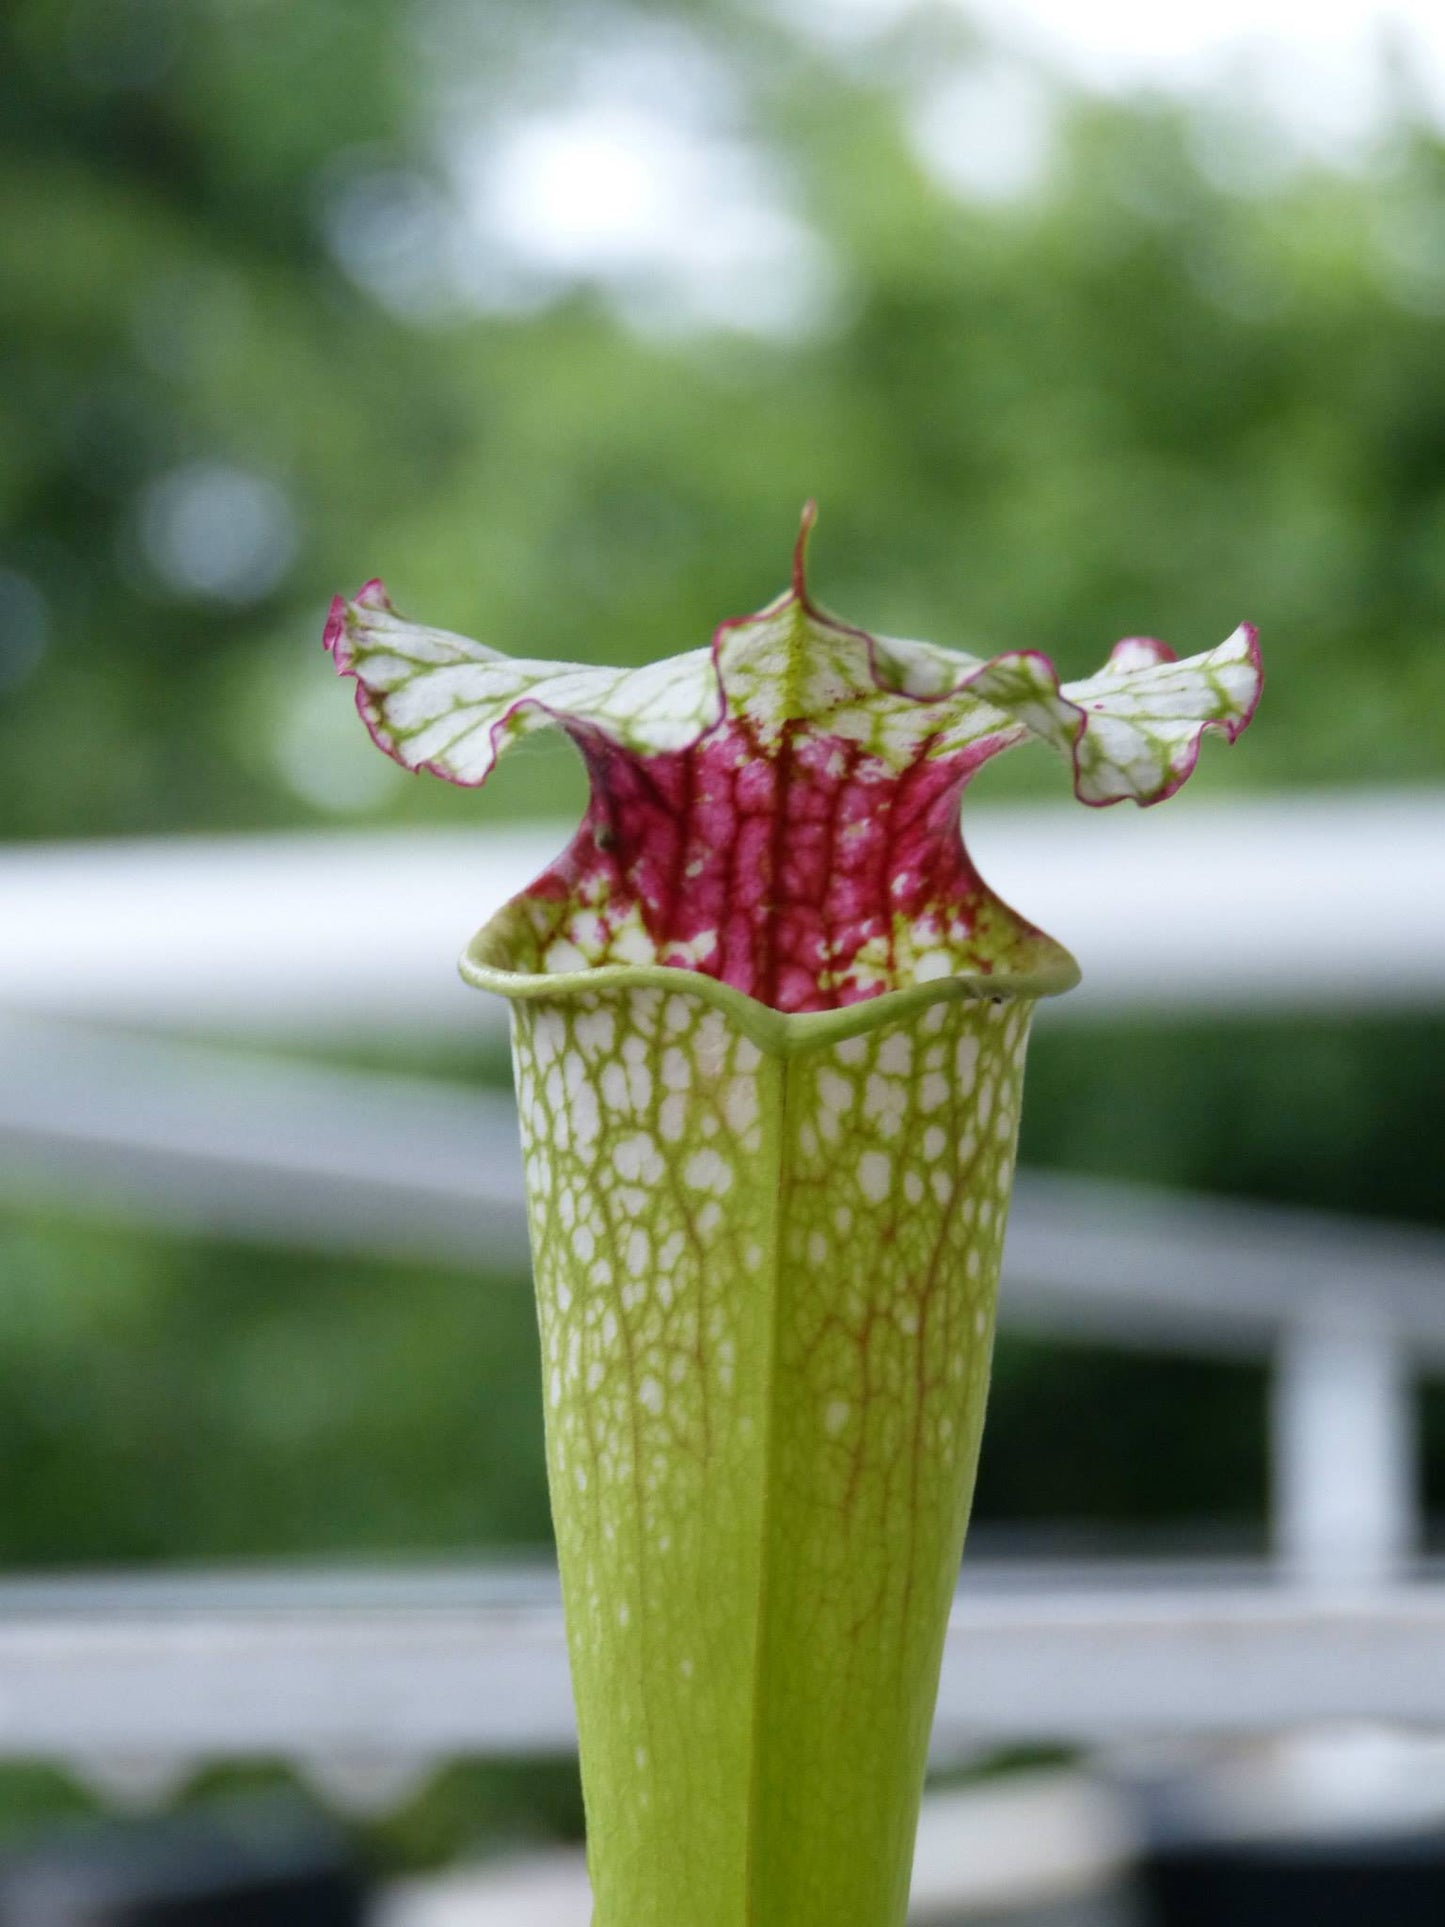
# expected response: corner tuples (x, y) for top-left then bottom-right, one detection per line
(5, 0), (1445, 843)
(0, 1211), (548, 1564)
(3, 0), (1445, 1871)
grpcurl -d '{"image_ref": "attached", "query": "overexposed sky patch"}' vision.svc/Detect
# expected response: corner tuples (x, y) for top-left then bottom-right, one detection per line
(429, 14), (838, 339)
(979, 0), (1445, 166)
(463, 100), (837, 338)
(793, 0), (1445, 151)
(910, 60), (1057, 203)
(969, 0), (1440, 89)
(332, 0), (1445, 337)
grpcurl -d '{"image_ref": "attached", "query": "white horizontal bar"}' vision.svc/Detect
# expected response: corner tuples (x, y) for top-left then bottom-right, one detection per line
(0, 827), (558, 1040)
(1006, 1171), (1445, 1359)
(967, 789), (1445, 1015)
(0, 1016), (530, 1270)
(2, 791), (1442, 1036)
(1, 1573), (1442, 1759)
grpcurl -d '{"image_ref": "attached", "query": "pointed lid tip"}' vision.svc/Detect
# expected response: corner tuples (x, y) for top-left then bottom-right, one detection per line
(792, 499), (819, 603)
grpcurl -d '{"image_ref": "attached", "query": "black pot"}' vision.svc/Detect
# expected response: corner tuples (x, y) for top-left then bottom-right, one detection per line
(0, 1801), (365, 1926)
(1142, 1828), (1445, 1925)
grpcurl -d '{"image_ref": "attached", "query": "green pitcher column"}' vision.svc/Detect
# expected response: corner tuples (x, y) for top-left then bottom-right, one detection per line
(498, 976), (1031, 1927)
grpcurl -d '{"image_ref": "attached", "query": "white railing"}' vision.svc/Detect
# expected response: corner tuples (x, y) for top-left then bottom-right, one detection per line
(4, 1010), (1442, 1591)
(2, 793), (1443, 1037)
(2, 1563), (1443, 1778)
(2, 794), (1444, 1781)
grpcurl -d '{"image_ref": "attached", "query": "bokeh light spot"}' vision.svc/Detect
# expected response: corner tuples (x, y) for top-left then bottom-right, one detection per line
(138, 463), (298, 607)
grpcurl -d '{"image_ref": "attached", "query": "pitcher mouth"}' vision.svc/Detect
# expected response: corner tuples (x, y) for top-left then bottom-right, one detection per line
(460, 899), (1079, 1058)
(326, 506), (1257, 1043)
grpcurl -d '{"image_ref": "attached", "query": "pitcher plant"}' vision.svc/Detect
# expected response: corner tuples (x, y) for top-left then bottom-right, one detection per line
(324, 505), (1261, 1927)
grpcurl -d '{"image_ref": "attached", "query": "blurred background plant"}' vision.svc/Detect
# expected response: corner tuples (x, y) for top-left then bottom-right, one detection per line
(4, 0), (1445, 1885)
